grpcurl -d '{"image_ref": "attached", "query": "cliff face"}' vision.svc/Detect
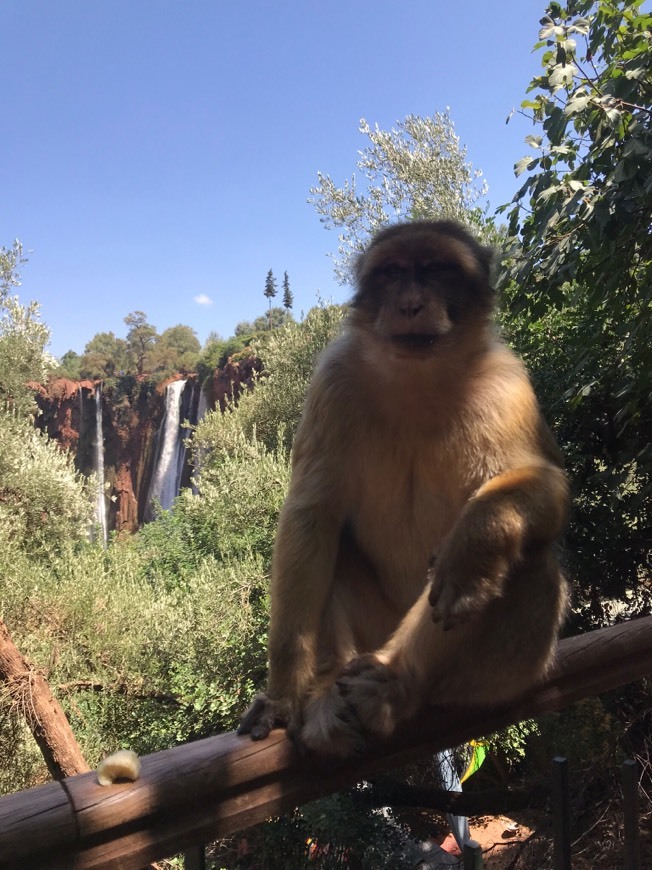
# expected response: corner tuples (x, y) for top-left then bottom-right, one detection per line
(31, 378), (96, 459)
(33, 356), (260, 534)
(211, 356), (262, 412)
(34, 376), (168, 533)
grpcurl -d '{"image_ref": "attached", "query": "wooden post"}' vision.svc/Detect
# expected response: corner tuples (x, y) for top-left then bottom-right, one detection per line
(552, 756), (571, 870)
(622, 758), (640, 870)
(183, 844), (206, 869)
(0, 616), (650, 870)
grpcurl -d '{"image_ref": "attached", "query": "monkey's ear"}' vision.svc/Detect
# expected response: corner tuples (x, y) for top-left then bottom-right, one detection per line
(473, 243), (497, 292)
(350, 251), (370, 306)
(352, 250), (367, 285)
(477, 244), (494, 281)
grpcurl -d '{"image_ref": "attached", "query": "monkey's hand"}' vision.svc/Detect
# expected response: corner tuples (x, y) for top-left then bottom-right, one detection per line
(427, 536), (511, 630)
(237, 693), (292, 741)
(299, 655), (410, 758)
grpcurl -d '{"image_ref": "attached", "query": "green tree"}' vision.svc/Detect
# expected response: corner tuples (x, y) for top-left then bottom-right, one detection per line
(0, 415), (92, 558)
(124, 311), (157, 376)
(195, 304), (346, 457)
(0, 297), (52, 414)
(0, 240), (27, 300)
(197, 335), (248, 381)
(264, 269), (277, 329)
(282, 271), (293, 312)
(150, 324), (201, 374)
(235, 307), (293, 340)
(0, 245), (53, 415)
(499, 0), (652, 623)
(309, 112), (489, 283)
(55, 350), (82, 380)
(79, 331), (128, 379)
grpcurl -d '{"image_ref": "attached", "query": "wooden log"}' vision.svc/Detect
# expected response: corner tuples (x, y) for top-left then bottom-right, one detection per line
(0, 618), (90, 780)
(1, 615), (651, 870)
(0, 780), (76, 864)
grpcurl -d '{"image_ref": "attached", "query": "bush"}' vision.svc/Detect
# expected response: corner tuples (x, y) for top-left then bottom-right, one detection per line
(194, 304), (346, 458)
(0, 411), (92, 559)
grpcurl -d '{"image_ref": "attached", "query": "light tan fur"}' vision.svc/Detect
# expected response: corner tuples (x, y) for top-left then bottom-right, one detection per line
(239, 220), (569, 756)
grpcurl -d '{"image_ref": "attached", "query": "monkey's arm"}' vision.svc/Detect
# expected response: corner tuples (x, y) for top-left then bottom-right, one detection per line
(239, 384), (346, 739)
(428, 462), (569, 628)
(238, 499), (341, 739)
(267, 497), (342, 700)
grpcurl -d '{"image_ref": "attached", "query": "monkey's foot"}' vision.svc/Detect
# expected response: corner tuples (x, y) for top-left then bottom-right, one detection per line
(298, 689), (367, 758)
(237, 693), (289, 741)
(299, 655), (409, 757)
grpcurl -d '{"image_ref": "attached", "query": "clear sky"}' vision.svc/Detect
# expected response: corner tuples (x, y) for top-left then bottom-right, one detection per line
(2, 0), (548, 359)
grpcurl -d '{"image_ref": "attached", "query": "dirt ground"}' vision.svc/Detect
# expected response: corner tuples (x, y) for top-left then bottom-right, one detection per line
(465, 814), (539, 868)
(401, 807), (545, 868)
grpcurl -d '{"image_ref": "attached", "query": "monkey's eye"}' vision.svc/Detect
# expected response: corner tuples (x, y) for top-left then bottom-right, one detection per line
(379, 263), (407, 279)
(421, 261), (459, 278)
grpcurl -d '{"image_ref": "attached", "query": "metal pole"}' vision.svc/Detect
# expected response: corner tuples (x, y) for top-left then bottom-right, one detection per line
(184, 844), (206, 870)
(622, 758), (640, 870)
(463, 838), (484, 869)
(552, 756), (571, 870)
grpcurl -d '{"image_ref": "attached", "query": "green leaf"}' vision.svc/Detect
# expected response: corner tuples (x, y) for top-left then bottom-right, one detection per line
(525, 134), (543, 148)
(515, 156), (539, 177)
(539, 16), (556, 40)
(568, 17), (590, 35)
(564, 92), (592, 115)
(537, 184), (561, 204)
(549, 63), (578, 91)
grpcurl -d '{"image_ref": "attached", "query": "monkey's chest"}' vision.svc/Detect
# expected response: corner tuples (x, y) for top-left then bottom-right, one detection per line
(345, 443), (469, 597)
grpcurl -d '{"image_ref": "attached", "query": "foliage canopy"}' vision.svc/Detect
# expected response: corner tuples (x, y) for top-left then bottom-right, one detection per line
(309, 112), (489, 283)
(499, 0), (652, 622)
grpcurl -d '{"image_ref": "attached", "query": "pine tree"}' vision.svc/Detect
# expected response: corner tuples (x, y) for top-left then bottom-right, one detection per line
(264, 269), (277, 329)
(282, 271), (293, 313)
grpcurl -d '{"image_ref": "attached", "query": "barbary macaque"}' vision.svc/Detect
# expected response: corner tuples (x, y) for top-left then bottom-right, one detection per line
(239, 220), (569, 757)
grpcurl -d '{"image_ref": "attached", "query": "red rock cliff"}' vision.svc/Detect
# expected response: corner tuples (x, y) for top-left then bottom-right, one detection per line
(33, 356), (260, 534)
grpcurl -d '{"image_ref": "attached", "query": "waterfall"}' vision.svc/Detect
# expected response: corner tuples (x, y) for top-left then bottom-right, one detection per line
(191, 383), (210, 494)
(94, 384), (108, 545)
(144, 379), (189, 521)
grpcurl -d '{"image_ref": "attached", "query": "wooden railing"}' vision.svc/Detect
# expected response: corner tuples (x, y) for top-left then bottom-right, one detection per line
(1, 616), (651, 869)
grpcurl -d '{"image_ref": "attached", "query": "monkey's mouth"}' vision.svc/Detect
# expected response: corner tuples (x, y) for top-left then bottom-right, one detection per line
(390, 333), (439, 351)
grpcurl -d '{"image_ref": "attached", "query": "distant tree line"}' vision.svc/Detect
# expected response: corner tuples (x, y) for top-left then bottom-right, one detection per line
(55, 270), (295, 382)
(56, 311), (201, 380)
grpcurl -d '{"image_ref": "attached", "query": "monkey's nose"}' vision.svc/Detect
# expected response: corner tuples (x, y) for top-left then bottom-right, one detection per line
(398, 301), (424, 319)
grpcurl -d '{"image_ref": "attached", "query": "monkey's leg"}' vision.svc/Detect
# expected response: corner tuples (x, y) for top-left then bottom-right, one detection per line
(299, 586), (440, 756)
(428, 464), (568, 628)
(300, 552), (567, 757)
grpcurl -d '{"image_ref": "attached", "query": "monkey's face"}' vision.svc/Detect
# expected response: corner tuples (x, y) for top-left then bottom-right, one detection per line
(351, 221), (494, 359)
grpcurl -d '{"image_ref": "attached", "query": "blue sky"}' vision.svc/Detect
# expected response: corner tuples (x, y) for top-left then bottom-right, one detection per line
(2, 1), (548, 359)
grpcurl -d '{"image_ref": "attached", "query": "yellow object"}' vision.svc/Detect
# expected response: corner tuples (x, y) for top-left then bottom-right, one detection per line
(460, 740), (487, 784)
(97, 749), (141, 786)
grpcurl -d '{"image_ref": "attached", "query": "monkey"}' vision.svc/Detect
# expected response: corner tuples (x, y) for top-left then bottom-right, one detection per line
(238, 219), (569, 757)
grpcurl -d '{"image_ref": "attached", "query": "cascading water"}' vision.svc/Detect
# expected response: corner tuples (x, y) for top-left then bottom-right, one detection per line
(196, 382), (209, 424)
(94, 384), (108, 545)
(144, 379), (188, 521)
(191, 383), (210, 495)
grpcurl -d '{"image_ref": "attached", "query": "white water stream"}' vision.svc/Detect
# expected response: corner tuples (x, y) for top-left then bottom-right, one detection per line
(94, 384), (108, 545)
(144, 379), (188, 521)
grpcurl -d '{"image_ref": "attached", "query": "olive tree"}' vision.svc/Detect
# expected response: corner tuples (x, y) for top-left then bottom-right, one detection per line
(309, 112), (489, 284)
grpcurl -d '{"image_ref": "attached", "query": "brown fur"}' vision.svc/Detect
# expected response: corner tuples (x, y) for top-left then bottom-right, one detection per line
(238, 220), (569, 756)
